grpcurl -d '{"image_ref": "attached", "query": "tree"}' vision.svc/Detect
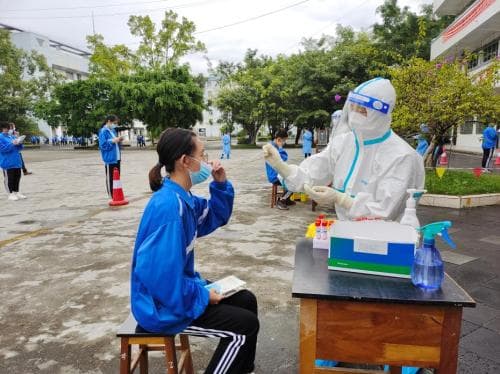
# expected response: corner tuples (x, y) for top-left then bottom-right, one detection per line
(390, 58), (500, 165)
(373, 0), (453, 63)
(86, 34), (134, 78)
(0, 29), (60, 134)
(128, 10), (206, 69)
(115, 65), (204, 132)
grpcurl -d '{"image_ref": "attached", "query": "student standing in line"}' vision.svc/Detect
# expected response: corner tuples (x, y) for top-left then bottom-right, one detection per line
(131, 128), (259, 374)
(98, 115), (123, 197)
(0, 121), (26, 201)
(9, 123), (32, 175)
(481, 123), (498, 172)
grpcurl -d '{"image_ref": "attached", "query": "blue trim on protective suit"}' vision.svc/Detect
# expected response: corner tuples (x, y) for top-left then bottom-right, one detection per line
(339, 133), (360, 193)
(363, 130), (392, 145)
(353, 77), (383, 93)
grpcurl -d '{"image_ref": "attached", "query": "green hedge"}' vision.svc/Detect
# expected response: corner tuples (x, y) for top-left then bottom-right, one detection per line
(425, 170), (500, 195)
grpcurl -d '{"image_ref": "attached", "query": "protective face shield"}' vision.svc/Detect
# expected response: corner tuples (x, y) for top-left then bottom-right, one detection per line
(331, 110), (343, 129)
(346, 78), (396, 141)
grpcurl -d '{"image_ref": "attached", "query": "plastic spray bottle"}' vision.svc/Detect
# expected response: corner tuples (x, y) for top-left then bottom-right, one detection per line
(400, 189), (427, 230)
(411, 221), (456, 290)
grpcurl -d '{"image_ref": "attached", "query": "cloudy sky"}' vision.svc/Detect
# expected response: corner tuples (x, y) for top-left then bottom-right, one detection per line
(0, 0), (433, 73)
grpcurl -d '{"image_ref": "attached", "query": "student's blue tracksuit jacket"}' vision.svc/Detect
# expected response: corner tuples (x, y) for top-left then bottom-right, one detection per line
(98, 126), (120, 164)
(265, 141), (288, 184)
(131, 178), (234, 334)
(0, 133), (23, 169)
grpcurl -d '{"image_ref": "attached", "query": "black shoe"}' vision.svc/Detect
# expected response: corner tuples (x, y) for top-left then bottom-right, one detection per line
(286, 198), (296, 206)
(23, 171), (33, 175)
(276, 199), (289, 210)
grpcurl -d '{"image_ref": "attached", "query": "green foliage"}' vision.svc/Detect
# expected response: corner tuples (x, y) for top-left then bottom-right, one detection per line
(373, 0), (453, 63)
(425, 170), (500, 195)
(39, 66), (203, 136)
(86, 34), (134, 78)
(391, 58), (500, 163)
(0, 29), (60, 134)
(37, 10), (205, 136)
(128, 10), (206, 69)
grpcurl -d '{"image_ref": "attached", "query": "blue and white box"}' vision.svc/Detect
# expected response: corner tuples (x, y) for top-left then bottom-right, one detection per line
(328, 221), (418, 278)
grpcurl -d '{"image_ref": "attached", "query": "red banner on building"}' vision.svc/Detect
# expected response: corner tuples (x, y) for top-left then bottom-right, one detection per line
(443, 0), (495, 41)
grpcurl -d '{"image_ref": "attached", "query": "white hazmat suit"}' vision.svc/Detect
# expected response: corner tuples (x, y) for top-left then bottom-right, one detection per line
(263, 77), (425, 221)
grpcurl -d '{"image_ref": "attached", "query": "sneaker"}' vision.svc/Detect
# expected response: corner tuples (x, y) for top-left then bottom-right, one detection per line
(8, 193), (19, 201)
(482, 168), (491, 173)
(15, 192), (27, 199)
(23, 171), (33, 175)
(276, 199), (289, 210)
(285, 198), (296, 206)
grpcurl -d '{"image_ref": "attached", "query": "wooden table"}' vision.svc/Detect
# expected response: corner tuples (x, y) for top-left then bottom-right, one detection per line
(292, 238), (475, 374)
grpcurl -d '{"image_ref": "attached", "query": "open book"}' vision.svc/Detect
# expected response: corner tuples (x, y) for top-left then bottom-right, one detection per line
(205, 275), (246, 297)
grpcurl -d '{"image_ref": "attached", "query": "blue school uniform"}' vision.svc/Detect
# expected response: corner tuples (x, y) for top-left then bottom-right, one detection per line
(0, 133), (23, 169)
(131, 178), (234, 334)
(98, 126), (120, 164)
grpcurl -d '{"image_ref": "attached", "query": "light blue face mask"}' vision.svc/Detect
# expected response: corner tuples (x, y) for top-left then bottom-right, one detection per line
(110, 123), (117, 129)
(8, 129), (14, 135)
(189, 158), (212, 185)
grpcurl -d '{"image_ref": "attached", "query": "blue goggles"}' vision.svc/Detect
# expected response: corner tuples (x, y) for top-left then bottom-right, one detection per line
(347, 91), (391, 115)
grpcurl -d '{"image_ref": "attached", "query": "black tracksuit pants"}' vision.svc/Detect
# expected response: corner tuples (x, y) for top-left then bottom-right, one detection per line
(185, 290), (259, 374)
(3, 168), (21, 193)
(105, 161), (121, 197)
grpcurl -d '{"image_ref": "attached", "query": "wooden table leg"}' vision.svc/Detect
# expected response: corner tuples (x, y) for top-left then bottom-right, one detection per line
(139, 344), (148, 374)
(437, 308), (462, 374)
(300, 299), (318, 374)
(164, 337), (178, 374)
(120, 338), (131, 374)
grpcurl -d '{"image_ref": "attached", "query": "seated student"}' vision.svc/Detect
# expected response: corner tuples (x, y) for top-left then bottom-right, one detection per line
(131, 128), (259, 374)
(265, 129), (295, 210)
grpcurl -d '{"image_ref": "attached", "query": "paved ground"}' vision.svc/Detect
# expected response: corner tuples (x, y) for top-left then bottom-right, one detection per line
(0, 147), (498, 373)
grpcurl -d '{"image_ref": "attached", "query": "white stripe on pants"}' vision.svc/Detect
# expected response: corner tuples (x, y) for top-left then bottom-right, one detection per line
(3, 169), (9, 193)
(182, 325), (246, 374)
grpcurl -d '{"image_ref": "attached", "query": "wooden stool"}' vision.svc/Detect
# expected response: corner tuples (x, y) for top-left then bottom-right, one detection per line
(117, 314), (194, 374)
(271, 183), (284, 208)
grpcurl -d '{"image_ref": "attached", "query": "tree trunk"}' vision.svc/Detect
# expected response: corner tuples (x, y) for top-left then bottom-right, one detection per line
(245, 124), (260, 145)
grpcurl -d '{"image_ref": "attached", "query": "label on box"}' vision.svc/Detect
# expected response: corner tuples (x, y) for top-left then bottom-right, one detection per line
(353, 238), (388, 256)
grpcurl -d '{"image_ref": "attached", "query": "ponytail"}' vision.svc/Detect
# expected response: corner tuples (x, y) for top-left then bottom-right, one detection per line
(148, 163), (163, 192)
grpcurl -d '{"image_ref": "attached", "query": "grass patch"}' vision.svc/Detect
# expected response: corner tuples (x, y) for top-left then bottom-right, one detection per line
(425, 170), (500, 195)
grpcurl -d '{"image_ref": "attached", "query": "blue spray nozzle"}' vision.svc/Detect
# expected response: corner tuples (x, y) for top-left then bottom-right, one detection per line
(439, 228), (456, 249)
(418, 221), (456, 249)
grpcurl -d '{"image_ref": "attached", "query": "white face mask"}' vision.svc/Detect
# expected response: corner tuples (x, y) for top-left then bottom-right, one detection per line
(348, 112), (368, 132)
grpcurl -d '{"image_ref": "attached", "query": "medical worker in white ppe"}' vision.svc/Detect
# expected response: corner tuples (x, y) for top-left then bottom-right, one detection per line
(329, 109), (348, 143)
(263, 77), (425, 221)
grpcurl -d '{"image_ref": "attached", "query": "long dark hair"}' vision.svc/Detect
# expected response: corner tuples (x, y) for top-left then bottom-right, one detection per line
(148, 128), (197, 191)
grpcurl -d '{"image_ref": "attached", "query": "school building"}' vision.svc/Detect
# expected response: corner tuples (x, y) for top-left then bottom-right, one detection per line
(430, 0), (500, 153)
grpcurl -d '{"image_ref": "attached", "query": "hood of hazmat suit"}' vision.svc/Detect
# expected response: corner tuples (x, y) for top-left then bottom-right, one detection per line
(284, 77), (425, 221)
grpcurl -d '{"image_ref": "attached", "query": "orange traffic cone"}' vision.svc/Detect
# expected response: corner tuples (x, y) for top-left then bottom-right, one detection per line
(439, 146), (448, 166)
(495, 149), (500, 167)
(109, 167), (129, 206)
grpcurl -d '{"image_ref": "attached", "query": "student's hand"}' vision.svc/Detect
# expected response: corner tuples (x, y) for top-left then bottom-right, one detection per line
(210, 160), (226, 183)
(209, 288), (224, 304)
(112, 137), (121, 143)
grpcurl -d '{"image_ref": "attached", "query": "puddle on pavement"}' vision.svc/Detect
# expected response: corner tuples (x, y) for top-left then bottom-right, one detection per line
(17, 220), (37, 225)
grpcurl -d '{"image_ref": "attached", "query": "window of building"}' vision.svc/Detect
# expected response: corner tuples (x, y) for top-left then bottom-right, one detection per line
(467, 53), (478, 70)
(483, 41), (498, 62)
(459, 122), (474, 135)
